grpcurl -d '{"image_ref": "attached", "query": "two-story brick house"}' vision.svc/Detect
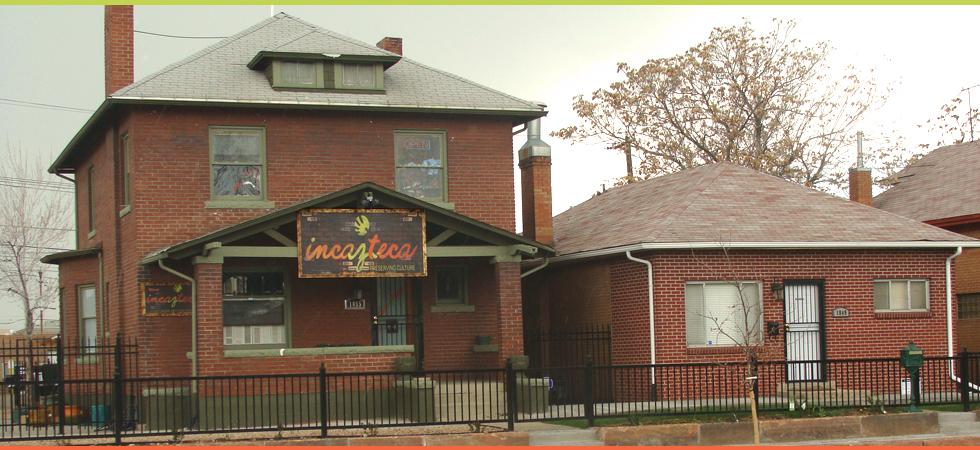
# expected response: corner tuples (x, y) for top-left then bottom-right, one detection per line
(43, 7), (554, 380)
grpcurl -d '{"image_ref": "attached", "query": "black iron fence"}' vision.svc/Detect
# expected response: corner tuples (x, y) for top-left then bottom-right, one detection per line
(2, 337), (979, 443)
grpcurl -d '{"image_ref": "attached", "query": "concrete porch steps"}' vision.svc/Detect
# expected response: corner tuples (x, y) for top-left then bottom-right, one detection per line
(528, 429), (604, 446)
(938, 411), (980, 436)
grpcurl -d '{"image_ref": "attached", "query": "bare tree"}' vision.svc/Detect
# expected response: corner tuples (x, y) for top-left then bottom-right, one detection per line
(554, 19), (895, 191)
(688, 246), (778, 445)
(0, 143), (72, 343)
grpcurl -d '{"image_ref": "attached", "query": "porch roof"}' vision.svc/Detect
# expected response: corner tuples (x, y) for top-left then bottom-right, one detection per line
(140, 182), (554, 264)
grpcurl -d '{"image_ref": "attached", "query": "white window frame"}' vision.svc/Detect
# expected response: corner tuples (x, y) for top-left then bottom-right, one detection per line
(78, 285), (98, 349)
(874, 279), (929, 312)
(685, 281), (763, 347)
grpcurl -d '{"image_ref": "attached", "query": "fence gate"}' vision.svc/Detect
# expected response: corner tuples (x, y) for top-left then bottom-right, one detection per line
(524, 324), (612, 404)
(784, 281), (825, 382)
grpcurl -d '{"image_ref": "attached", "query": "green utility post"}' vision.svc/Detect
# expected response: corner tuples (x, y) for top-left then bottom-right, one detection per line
(899, 341), (924, 413)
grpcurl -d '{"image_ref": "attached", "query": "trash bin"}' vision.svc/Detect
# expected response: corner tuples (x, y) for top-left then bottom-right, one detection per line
(90, 405), (110, 427)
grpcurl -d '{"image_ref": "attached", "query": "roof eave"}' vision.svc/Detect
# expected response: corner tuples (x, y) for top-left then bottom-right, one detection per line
(48, 99), (115, 174)
(548, 240), (980, 264)
(40, 245), (102, 265)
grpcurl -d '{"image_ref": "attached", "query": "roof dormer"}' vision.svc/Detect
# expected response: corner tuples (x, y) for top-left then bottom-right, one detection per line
(247, 52), (400, 92)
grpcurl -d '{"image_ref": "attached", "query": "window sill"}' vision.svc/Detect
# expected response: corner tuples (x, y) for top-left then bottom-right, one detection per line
(431, 304), (475, 313)
(74, 355), (101, 365)
(473, 344), (498, 353)
(205, 200), (276, 210)
(687, 346), (745, 355)
(223, 344), (413, 359)
(426, 201), (455, 211)
(875, 310), (933, 319)
(118, 205), (131, 218)
(87, 229), (97, 240)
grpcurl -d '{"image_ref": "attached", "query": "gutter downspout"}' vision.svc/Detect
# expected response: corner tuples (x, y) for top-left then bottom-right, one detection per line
(626, 251), (656, 394)
(158, 259), (197, 392)
(520, 256), (548, 278)
(945, 247), (979, 390)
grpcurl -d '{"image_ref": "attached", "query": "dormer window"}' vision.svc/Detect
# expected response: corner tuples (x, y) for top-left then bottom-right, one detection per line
(343, 63), (377, 88)
(282, 61), (317, 87)
(249, 51), (398, 92)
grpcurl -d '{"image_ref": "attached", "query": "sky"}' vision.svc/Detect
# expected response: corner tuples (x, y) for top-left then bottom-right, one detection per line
(1, 4), (979, 329)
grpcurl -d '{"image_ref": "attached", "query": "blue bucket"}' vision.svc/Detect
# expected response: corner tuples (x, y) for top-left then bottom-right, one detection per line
(90, 405), (110, 427)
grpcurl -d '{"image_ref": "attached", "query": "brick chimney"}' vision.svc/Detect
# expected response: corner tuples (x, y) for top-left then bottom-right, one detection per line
(105, 5), (134, 97)
(519, 117), (553, 246)
(376, 37), (403, 56)
(849, 131), (873, 206)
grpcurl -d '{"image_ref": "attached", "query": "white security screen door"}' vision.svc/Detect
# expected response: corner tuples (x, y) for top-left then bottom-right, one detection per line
(784, 283), (824, 382)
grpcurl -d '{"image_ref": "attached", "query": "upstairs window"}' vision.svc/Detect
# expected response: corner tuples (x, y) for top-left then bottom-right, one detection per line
(87, 165), (96, 238)
(279, 61), (319, 88)
(874, 279), (928, 311)
(343, 63), (377, 88)
(208, 127), (269, 207)
(395, 131), (447, 203)
(120, 133), (132, 215)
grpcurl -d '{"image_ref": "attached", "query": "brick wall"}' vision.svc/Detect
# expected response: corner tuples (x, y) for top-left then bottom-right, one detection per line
(523, 260), (611, 331)
(599, 248), (958, 366)
(946, 222), (980, 351)
(56, 104), (524, 377)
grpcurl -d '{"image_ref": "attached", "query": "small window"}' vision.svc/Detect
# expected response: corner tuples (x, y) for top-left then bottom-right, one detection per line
(79, 285), (98, 349)
(957, 293), (980, 319)
(685, 282), (762, 347)
(395, 131), (447, 202)
(209, 127), (266, 202)
(222, 271), (287, 347)
(436, 266), (467, 305)
(343, 63), (376, 88)
(121, 133), (131, 208)
(87, 165), (96, 236)
(874, 279), (928, 311)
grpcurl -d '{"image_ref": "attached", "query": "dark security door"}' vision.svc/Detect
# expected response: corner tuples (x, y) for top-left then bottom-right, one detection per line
(784, 282), (825, 382)
(374, 278), (423, 365)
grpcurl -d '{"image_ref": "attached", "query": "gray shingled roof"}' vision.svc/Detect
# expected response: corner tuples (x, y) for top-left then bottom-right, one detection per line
(874, 141), (980, 223)
(553, 162), (974, 256)
(112, 13), (543, 113)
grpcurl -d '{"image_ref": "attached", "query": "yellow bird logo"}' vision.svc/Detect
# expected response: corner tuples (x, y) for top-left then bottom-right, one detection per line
(354, 215), (370, 236)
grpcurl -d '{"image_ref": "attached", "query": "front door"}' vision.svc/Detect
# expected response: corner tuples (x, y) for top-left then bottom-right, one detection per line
(784, 281), (825, 382)
(374, 278), (423, 364)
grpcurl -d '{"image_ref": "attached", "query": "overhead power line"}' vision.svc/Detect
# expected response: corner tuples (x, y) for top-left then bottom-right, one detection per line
(0, 176), (74, 194)
(0, 98), (93, 114)
(135, 30), (227, 40)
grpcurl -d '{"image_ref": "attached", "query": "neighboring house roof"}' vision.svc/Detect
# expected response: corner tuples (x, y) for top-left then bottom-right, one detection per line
(50, 13), (545, 173)
(874, 140), (980, 224)
(553, 162), (978, 259)
(140, 182), (554, 264)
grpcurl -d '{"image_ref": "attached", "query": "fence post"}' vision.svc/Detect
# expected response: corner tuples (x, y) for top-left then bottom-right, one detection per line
(506, 359), (516, 432)
(960, 349), (971, 413)
(113, 333), (124, 445)
(585, 355), (595, 428)
(319, 363), (328, 437)
(56, 335), (65, 435)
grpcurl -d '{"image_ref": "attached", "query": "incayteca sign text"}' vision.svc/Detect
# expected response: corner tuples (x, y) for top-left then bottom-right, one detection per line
(298, 209), (426, 277)
(141, 283), (192, 316)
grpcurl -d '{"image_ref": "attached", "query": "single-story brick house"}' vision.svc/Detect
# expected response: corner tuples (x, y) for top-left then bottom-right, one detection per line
(521, 162), (980, 393)
(42, 7), (554, 383)
(874, 140), (980, 352)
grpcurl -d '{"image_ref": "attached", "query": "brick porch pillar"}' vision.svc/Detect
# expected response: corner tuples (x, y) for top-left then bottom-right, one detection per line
(494, 262), (524, 366)
(193, 261), (223, 377)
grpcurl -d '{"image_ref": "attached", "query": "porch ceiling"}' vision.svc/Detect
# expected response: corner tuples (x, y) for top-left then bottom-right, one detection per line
(140, 182), (554, 265)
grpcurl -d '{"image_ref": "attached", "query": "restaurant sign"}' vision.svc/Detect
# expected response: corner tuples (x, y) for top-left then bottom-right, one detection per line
(298, 209), (426, 277)
(141, 283), (192, 316)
